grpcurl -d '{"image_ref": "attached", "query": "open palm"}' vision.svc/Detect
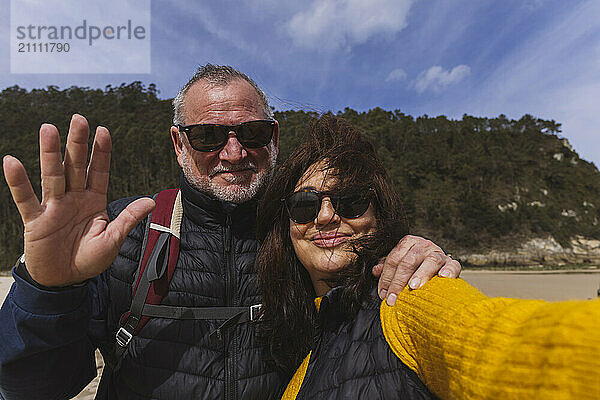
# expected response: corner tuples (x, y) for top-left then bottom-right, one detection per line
(3, 114), (154, 287)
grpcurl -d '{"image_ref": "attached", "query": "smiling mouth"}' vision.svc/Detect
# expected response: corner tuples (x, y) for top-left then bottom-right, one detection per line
(311, 233), (350, 248)
(209, 164), (257, 178)
(215, 169), (252, 175)
(210, 169), (256, 179)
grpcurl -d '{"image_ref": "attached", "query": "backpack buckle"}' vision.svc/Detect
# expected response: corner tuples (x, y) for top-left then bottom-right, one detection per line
(116, 327), (133, 348)
(250, 304), (262, 322)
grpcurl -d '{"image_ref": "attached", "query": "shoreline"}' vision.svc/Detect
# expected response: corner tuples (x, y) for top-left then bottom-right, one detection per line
(2, 266), (599, 276)
(462, 268), (600, 274)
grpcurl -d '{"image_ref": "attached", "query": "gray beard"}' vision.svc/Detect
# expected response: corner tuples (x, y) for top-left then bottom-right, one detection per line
(181, 141), (277, 203)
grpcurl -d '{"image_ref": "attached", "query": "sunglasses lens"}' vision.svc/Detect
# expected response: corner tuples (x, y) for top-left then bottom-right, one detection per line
(287, 191), (320, 223)
(184, 120), (273, 151)
(286, 190), (372, 223)
(237, 121), (274, 148)
(187, 125), (228, 151)
(334, 193), (372, 219)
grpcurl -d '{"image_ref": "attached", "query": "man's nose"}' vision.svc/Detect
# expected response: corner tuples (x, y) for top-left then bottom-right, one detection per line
(219, 132), (247, 163)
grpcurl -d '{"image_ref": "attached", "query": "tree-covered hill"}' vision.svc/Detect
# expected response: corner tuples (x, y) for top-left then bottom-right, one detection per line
(1, 83), (599, 268)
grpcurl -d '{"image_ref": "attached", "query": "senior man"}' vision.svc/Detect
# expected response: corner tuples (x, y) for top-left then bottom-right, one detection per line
(0, 64), (460, 399)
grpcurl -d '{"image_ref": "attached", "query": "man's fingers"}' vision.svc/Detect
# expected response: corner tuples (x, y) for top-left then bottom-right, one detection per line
(439, 258), (462, 278)
(404, 251), (447, 290)
(377, 237), (417, 299)
(3, 155), (42, 223)
(384, 252), (425, 306)
(372, 257), (386, 277)
(86, 126), (111, 194)
(372, 263), (383, 277)
(104, 198), (155, 248)
(64, 114), (90, 192)
(39, 124), (65, 201)
(379, 235), (453, 306)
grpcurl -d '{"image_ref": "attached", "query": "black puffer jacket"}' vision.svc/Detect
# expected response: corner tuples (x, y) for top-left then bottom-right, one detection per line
(99, 176), (286, 399)
(293, 287), (436, 400)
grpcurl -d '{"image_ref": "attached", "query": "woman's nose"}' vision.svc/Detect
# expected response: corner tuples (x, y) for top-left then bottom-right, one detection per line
(315, 197), (340, 226)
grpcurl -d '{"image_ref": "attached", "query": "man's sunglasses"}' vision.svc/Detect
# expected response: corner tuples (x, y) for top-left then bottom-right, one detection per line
(178, 120), (276, 152)
(284, 188), (374, 224)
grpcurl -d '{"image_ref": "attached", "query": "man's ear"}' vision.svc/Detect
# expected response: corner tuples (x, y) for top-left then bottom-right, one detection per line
(272, 119), (280, 155)
(171, 126), (184, 167)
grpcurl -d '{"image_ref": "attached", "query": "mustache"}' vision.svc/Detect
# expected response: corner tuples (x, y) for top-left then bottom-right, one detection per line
(209, 162), (258, 178)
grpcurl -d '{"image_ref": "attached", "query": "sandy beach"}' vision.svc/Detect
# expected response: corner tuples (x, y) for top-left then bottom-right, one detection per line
(3, 270), (599, 305)
(460, 269), (600, 301)
(1, 270), (599, 398)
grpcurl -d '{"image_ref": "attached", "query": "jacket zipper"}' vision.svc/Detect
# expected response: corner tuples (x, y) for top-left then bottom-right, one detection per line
(296, 300), (325, 398)
(224, 214), (236, 400)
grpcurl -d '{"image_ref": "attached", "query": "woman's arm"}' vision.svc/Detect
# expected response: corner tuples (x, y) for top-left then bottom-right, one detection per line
(380, 277), (600, 399)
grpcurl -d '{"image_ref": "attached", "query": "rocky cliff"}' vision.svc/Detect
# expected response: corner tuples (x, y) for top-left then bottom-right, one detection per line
(457, 236), (600, 267)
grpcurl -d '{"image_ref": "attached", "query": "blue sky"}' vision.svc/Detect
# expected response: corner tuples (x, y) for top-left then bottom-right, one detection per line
(2, 0), (600, 166)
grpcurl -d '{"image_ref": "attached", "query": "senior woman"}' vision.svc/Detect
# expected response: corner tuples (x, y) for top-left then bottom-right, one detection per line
(256, 116), (600, 399)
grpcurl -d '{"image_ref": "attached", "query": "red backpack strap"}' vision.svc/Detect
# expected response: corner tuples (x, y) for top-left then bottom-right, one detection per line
(114, 188), (262, 358)
(116, 189), (182, 352)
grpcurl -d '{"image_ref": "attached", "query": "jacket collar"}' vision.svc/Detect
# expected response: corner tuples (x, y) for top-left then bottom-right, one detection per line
(318, 285), (380, 315)
(179, 174), (259, 230)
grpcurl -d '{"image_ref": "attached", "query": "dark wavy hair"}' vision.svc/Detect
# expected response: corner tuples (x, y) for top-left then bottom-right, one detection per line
(256, 115), (409, 373)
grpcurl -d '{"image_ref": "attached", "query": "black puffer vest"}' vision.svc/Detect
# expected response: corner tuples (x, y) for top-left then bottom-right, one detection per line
(99, 177), (285, 399)
(294, 287), (436, 400)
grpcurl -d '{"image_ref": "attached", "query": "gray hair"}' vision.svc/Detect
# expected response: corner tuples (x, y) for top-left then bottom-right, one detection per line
(172, 64), (272, 125)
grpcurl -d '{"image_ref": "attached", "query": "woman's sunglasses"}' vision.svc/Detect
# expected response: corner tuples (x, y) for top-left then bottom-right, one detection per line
(178, 120), (276, 152)
(284, 188), (374, 224)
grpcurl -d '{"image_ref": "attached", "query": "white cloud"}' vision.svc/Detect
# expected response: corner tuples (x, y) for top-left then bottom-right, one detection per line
(177, 5), (255, 55)
(168, 3), (274, 61)
(285, 0), (414, 51)
(386, 68), (407, 82)
(415, 65), (470, 93)
(525, 0), (545, 11)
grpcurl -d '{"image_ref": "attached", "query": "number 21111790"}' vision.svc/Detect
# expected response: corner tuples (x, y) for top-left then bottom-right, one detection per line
(18, 42), (70, 52)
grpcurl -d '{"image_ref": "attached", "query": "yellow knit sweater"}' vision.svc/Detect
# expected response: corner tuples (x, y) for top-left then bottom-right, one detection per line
(282, 277), (600, 399)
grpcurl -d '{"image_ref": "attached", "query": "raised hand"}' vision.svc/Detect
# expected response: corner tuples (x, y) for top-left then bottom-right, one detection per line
(3, 114), (155, 287)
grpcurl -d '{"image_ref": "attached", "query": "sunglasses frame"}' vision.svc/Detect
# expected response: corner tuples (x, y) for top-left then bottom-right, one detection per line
(283, 188), (375, 224)
(177, 119), (276, 152)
